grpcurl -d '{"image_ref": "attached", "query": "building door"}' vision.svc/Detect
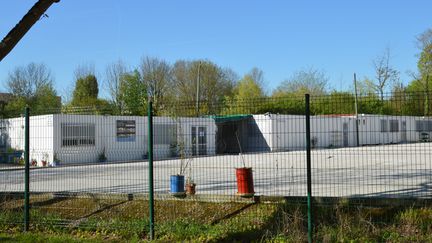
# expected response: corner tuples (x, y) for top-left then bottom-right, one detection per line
(401, 121), (407, 142)
(192, 126), (207, 156)
(343, 123), (349, 147)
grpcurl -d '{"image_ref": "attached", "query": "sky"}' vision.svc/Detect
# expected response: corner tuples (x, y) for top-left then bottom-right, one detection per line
(0, 0), (431, 99)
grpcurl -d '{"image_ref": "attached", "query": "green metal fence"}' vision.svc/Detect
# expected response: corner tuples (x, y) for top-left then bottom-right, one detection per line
(1, 92), (432, 241)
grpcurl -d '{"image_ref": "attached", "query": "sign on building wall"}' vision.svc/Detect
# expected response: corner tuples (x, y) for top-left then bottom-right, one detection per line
(116, 120), (136, 142)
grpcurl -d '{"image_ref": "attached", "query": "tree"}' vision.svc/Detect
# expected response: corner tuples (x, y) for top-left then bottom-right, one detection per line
(311, 91), (355, 115)
(105, 60), (128, 111)
(4, 96), (27, 117)
(74, 63), (96, 81)
(223, 68), (265, 114)
(356, 78), (378, 96)
(236, 76), (264, 100)
(248, 67), (265, 91)
(403, 77), (431, 116)
(7, 62), (53, 97)
(416, 28), (432, 51)
(274, 68), (328, 96)
(139, 57), (171, 113)
(368, 48), (399, 101)
(418, 43), (432, 77)
(70, 74), (99, 107)
(170, 60), (235, 115)
(405, 42), (432, 116)
(0, 0), (60, 61)
(32, 83), (61, 113)
(118, 70), (147, 115)
(389, 82), (409, 115)
(5, 62), (61, 115)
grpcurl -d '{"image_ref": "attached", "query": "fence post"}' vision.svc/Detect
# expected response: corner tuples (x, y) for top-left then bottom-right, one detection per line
(24, 106), (30, 232)
(148, 101), (155, 240)
(305, 94), (313, 243)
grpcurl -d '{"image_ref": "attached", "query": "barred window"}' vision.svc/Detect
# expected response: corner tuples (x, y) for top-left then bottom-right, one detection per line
(154, 124), (177, 145)
(380, 119), (388, 132)
(389, 120), (399, 132)
(61, 123), (95, 147)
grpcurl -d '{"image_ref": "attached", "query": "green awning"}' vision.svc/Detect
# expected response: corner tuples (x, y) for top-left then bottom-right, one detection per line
(210, 114), (252, 123)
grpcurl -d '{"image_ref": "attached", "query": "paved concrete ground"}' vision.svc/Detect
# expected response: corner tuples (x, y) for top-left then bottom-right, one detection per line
(1, 143), (431, 198)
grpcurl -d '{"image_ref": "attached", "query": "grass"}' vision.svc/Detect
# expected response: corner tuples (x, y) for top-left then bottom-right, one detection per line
(0, 232), (109, 243)
(1, 194), (432, 242)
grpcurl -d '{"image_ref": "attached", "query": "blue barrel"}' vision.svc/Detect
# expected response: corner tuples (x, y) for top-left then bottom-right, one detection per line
(170, 175), (185, 195)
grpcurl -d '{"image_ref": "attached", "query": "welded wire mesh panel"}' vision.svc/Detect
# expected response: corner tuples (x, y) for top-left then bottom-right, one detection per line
(309, 92), (432, 201)
(150, 97), (308, 200)
(0, 107), (151, 231)
(0, 116), (25, 227)
(1, 92), (431, 237)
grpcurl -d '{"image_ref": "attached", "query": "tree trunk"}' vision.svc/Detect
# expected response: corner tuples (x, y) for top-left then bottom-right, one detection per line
(0, 0), (60, 62)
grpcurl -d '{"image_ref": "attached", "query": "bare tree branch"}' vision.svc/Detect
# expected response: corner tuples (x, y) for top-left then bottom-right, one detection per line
(105, 60), (128, 108)
(370, 47), (399, 101)
(0, 0), (60, 62)
(416, 28), (432, 50)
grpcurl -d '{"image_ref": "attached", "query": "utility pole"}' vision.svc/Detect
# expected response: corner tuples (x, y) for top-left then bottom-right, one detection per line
(196, 61), (202, 117)
(354, 73), (360, 147)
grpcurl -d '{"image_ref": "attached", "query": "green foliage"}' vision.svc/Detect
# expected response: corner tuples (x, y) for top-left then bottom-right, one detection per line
(235, 75), (265, 100)
(65, 74), (118, 114)
(118, 70), (147, 115)
(418, 43), (432, 77)
(223, 70), (265, 114)
(3, 62), (61, 117)
(3, 84), (61, 117)
(171, 60), (236, 115)
(405, 80), (432, 116)
(258, 96), (305, 115)
(3, 96), (27, 117)
(310, 91), (355, 115)
(71, 74), (99, 107)
(32, 84), (62, 114)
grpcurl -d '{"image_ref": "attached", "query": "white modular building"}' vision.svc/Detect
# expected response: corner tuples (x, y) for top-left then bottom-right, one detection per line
(250, 114), (432, 152)
(2, 113), (431, 165)
(1, 114), (217, 165)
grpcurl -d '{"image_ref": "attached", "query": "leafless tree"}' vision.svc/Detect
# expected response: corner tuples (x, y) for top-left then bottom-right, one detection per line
(247, 67), (267, 95)
(105, 60), (128, 110)
(74, 63), (96, 81)
(274, 67), (328, 96)
(368, 48), (399, 101)
(7, 62), (54, 97)
(416, 28), (432, 51)
(139, 56), (171, 110)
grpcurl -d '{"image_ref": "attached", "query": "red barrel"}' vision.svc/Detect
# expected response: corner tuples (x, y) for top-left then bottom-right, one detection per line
(235, 167), (254, 197)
